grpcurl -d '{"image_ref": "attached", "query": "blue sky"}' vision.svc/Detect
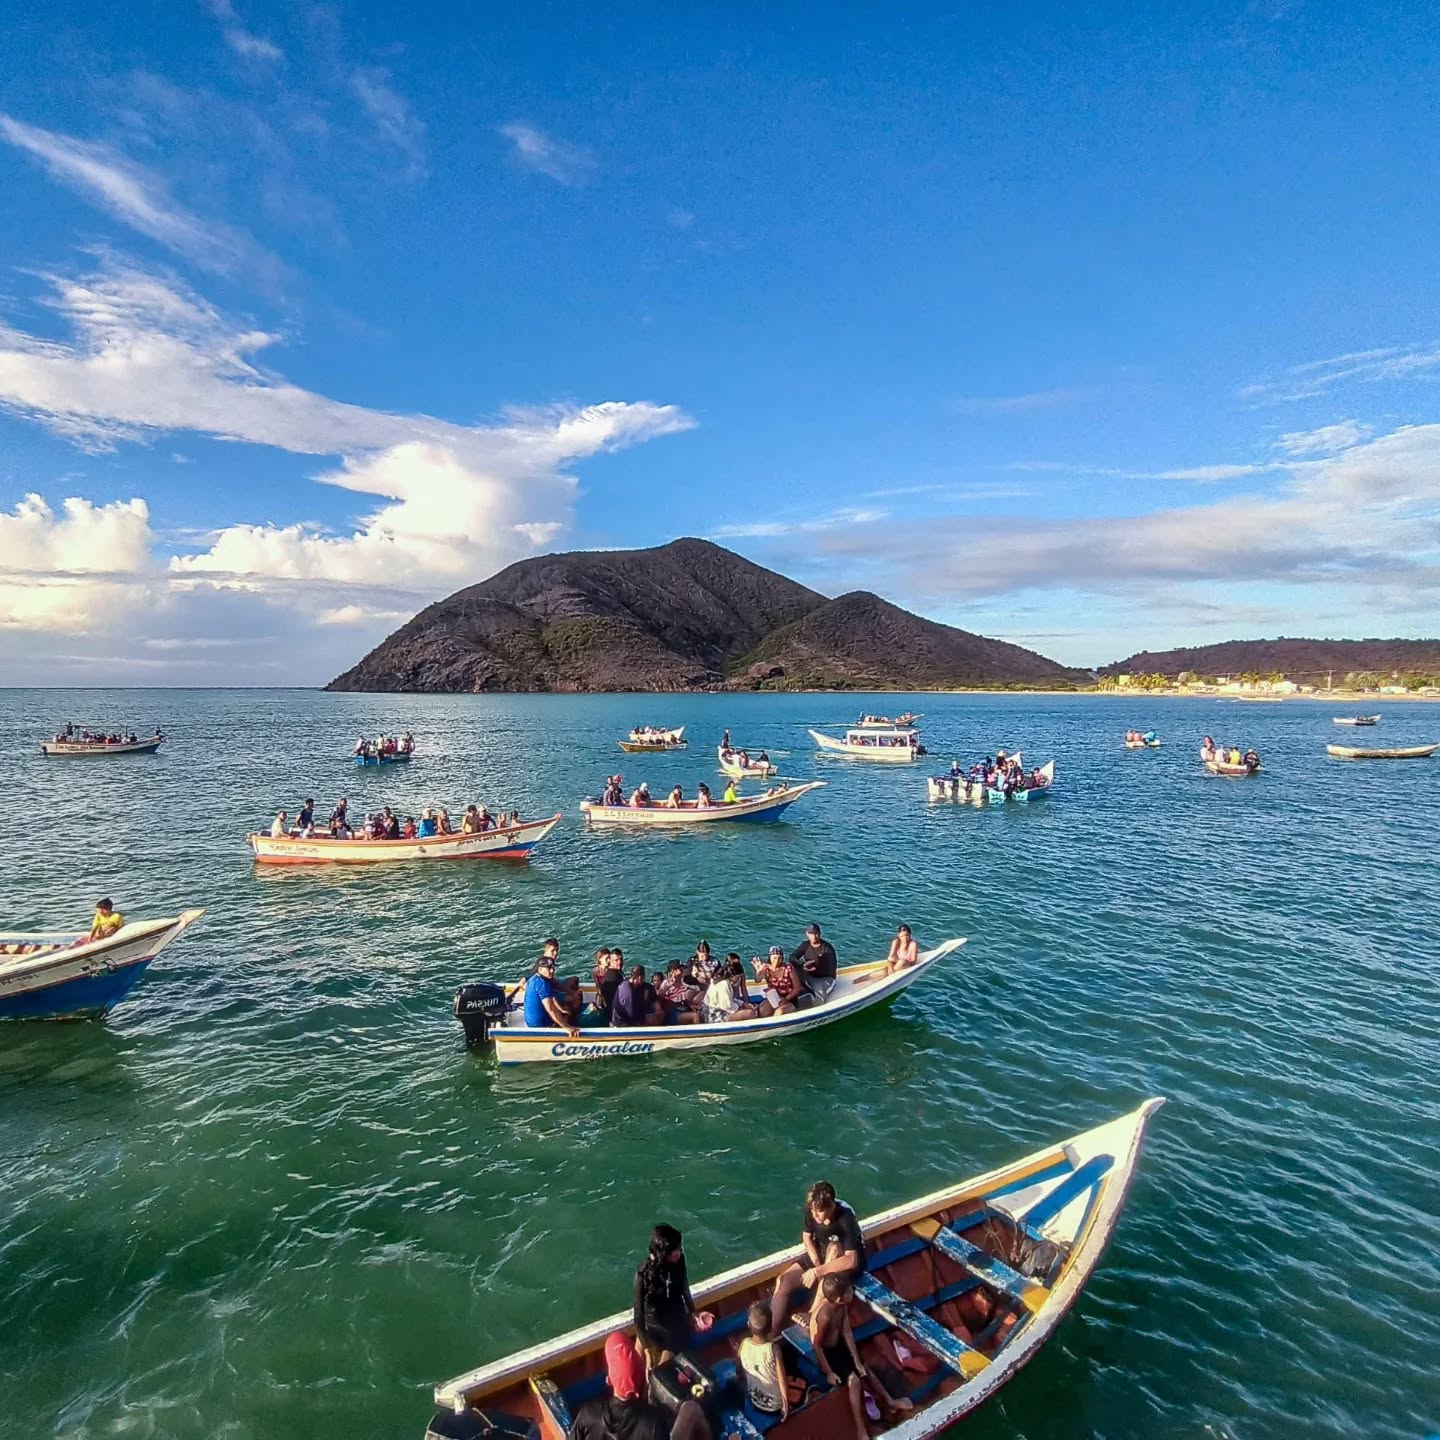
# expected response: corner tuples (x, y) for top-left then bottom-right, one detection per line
(2, 1), (1439, 683)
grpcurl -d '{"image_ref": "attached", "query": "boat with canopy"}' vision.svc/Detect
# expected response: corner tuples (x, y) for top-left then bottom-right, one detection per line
(455, 938), (965, 1063)
(247, 814), (562, 864)
(579, 781), (824, 826)
(811, 727), (924, 762)
(427, 1099), (1165, 1439)
(1, 910), (205, 1021)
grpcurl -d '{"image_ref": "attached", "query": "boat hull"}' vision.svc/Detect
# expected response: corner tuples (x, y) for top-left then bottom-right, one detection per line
(354, 752), (412, 765)
(0, 911), (205, 1021)
(579, 781), (823, 826)
(1332, 716), (1379, 726)
(617, 740), (687, 753)
(40, 735), (163, 756)
(1204, 759), (1260, 777)
(431, 1100), (1166, 1437)
(1326, 743), (1437, 759)
(490, 941), (964, 1063)
(247, 815), (562, 863)
(717, 745), (777, 777)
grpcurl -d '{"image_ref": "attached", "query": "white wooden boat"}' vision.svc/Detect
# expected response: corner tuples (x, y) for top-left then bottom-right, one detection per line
(1327, 742), (1437, 760)
(928, 760), (1055, 803)
(1204, 757), (1261, 777)
(717, 745), (778, 777)
(429, 1099), (1165, 1438)
(579, 780), (824, 826)
(40, 733), (164, 756)
(618, 737), (688, 753)
(856, 712), (923, 729)
(465, 938), (965, 1063)
(1331, 715), (1380, 726)
(247, 814), (562, 864)
(627, 725), (684, 744)
(1, 910), (204, 1020)
(811, 727), (924, 761)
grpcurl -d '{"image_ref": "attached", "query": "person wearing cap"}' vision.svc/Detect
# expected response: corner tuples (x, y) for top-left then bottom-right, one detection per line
(89, 899), (124, 941)
(790, 923), (838, 1003)
(569, 1330), (711, 1439)
(523, 946), (579, 1036)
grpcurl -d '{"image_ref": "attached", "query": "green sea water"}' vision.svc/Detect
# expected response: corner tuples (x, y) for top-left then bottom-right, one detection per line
(1, 689), (1437, 1440)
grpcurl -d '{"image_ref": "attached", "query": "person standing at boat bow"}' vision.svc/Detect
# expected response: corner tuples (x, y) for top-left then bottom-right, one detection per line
(791, 923), (838, 1003)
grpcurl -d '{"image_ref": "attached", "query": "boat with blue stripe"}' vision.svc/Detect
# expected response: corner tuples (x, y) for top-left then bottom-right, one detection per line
(0, 910), (205, 1021)
(579, 780), (824, 827)
(427, 1099), (1164, 1438)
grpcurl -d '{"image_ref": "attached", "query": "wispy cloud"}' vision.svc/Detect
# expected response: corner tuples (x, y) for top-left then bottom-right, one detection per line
(202, 0), (284, 62)
(712, 506), (886, 540)
(499, 122), (596, 186)
(951, 387), (1096, 416)
(1241, 346), (1440, 404)
(1275, 420), (1369, 456)
(351, 68), (427, 180)
(0, 113), (266, 277)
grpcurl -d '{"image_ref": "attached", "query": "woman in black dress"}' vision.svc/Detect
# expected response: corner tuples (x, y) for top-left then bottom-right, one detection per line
(633, 1224), (712, 1365)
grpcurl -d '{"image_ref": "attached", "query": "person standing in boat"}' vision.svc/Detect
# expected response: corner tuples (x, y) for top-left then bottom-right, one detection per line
(632, 1224), (714, 1369)
(791, 923), (838, 1003)
(569, 1331), (712, 1440)
(721, 728), (731, 750)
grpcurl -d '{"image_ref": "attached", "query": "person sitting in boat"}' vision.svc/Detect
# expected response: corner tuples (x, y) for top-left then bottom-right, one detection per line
(435, 808), (453, 834)
(757, 945), (807, 1016)
(570, 1330), (713, 1440)
(417, 808), (438, 837)
(601, 774), (623, 806)
(664, 784), (685, 809)
(694, 781), (713, 809)
(738, 1303), (804, 1423)
(657, 961), (700, 1023)
(354, 737), (367, 757)
(791, 923), (838, 1003)
(856, 923), (918, 986)
(811, 1273), (913, 1434)
(611, 964), (663, 1027)
(704, 957), (762, 1022)
(770, 1180), (868, 1334)
(591, 950), (625, 1021)
(461, 804), (481, 834)
(89, 898), (124, 941)
(402, 816), (417, 839)
(722, 779), (739, 804)
(629, 782), (652, 808)
(384, 809), (402, 840)
(400, 732), (414, 754)
(690, 940), (716, 983)
(523, 951), (579, 1037)
(270, 809), (288, 838)
(327, 797), (349, 835)
(1244, 748), (1260, 771)
(1200, 736), (1216, 761)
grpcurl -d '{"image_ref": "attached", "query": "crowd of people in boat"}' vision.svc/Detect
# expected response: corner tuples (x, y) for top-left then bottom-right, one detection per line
(845, 730), (921, 749)
(941, 750), (1049, 795)
(718, 745), (771, 770)
(572, 1174), (1007, 1439)
(1200, 737), (1261, 772)
(1124, 729), (1158, 745)
(50, 724), (145, 745)
(599, 775), (788, 809)
(268, 796), (521, 840)
(521, 923), (922, 1035)
(353, 733), (414, 760)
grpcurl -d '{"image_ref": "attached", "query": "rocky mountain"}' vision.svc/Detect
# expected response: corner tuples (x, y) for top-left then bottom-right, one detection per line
(1103, 637), (1440, 681)
(326, 538), (1088, 692)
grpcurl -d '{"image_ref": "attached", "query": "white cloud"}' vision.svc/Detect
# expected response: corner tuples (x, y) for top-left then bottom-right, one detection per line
(952, 387), (1095, 416)
(0, 262), (693, 660)
(499, 122), (596, 186)
(203, 0), (284, 62)
(1242, 347), (1440, 404)
(712, 506), (887, 539)
(1275, 420), (1369, 456)
(0, 114), (263, 276)
(351, 69), (426, 179)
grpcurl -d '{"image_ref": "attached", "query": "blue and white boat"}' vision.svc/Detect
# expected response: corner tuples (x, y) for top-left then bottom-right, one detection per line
(0, 909), (204, 1021)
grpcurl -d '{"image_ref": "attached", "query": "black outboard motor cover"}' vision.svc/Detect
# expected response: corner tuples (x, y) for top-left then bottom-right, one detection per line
(454, 981), (508, 1046)
(425, 1408), (539, 1439)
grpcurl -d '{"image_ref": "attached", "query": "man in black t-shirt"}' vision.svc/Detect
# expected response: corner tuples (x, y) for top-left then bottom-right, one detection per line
(790, 922), (838, 1002)
(769, 1180), (867, 1331)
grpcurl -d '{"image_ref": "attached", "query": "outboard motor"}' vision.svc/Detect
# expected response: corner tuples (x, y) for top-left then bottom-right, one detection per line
(454, 981), (508, 1047)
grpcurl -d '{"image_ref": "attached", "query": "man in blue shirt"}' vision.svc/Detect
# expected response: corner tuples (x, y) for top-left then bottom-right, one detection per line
(523, 953), (577, 1033)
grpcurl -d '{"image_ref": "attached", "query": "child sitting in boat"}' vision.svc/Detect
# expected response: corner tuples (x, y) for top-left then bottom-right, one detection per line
(738, 1302), (804, 1420)
(811, 1274), (913, 1434)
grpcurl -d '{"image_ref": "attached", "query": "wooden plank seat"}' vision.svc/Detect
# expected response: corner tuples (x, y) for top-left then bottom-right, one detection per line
(911, 1218), (1046, 1312)
(852, 1273), (990, 1381)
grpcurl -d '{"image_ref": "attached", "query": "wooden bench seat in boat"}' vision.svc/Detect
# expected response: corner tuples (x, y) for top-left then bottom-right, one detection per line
(852, 1273), (990, 1380)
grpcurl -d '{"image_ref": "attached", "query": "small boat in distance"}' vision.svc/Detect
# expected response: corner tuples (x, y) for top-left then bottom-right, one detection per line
(40, 731), (164, 756)
(1332, 715), (1380, 726)
(580, 780), (824, 826)
(1327, 742), (1438, 760)
(247, 815), (562, 864)
(429, 1100), (1165, 1438)
(353, 734), (415, 764)
(456, 937), (966, 1062)
(717, 744), (777, 777)
(627, 725), (684, 743)
(1123, 729), (1160, 748)
(1, 909), (204, 1020)
(811, 726), (925, 761)
(618, 736), (688, 753)
(1200, 739), (1261, 776)
(857, 711), (923, 728)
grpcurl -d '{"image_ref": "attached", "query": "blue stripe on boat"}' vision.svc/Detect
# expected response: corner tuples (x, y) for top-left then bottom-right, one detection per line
(1020, 1154), (1113, 1231)
(853, 1273), (988, 1378)
(928, 1228), (1039, 1308)
(0, 958), (154, 1020)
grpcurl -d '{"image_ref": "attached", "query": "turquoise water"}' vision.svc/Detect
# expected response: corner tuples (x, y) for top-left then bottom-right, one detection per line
(2, 689), (1437, 1440)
